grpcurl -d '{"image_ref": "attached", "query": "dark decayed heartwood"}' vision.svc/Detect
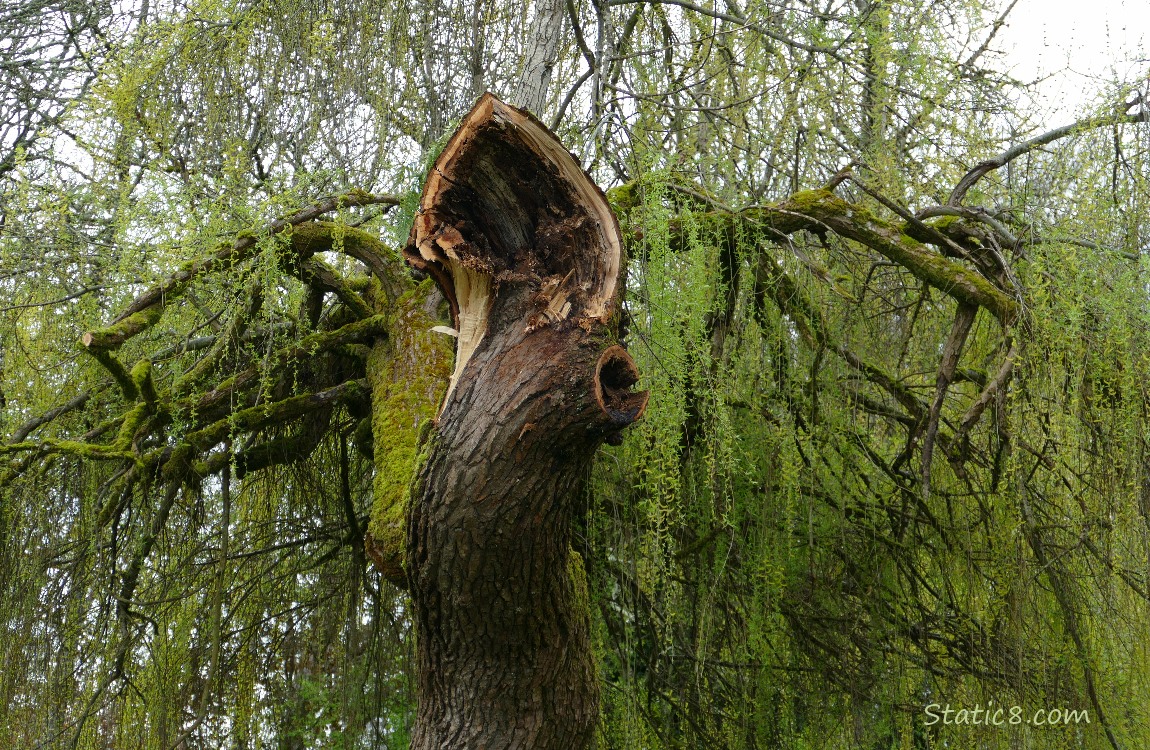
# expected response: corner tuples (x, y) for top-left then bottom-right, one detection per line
(402, 93), (648, 749)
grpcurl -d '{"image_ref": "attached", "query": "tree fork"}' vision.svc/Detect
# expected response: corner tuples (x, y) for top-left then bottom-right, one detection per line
(403, 94), (647, 749)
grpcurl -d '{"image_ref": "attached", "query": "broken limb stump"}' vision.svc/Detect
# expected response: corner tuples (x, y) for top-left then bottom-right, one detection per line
(403, 93), (647, 749)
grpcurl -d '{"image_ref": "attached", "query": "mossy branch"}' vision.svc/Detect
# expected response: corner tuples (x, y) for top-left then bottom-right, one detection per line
(297, 257), (373, 319)
(233, 423), (328, 479)
(131, 360), (159, 406)
(16, 316), (389, 491)
(80, 191), (399, 353)
(289, 221), (409, 304)
(753, 190), (1019, 324)
(650, 185), (1020, 324)
(85, 348), (139, 400)
(113, 402), (151, 451)
(176, 280), (264, 394)
(82, 305), (165, 352)
(0, 438), (138, 463)
(179, 315), (388, 421)
(184, 378), (368, 455)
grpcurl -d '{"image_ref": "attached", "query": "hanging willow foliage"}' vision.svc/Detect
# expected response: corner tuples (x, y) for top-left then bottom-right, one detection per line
(2, 0), (1149, 748)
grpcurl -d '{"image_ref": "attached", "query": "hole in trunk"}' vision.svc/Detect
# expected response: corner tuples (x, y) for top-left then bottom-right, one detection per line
(594, 346), (649, 430)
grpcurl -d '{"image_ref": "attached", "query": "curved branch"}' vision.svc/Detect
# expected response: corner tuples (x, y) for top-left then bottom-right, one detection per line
(921, 303), (977, 501)
(81, 191), (398, 352)
(751, 243), (927, 421)
(699, 189), (1020, 324)
(915, 204), (1021, 247)
(296, 258), (373, 319)
(949, 111), (1147, 206)
(179, 314), (388, 418)
(9, 389), (98, 442)
(183, 379), (368, 458)
(288, 220), (409, 303)
(955, 338), (1017, 448)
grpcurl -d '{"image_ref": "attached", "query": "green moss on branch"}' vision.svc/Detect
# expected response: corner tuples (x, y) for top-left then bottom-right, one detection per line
(178, 315), (388, 418)
(768, 190), (1018, 324)
(298, 257), (374, 319)
(131, 360), (159, 406)
(82, 303), (165, 352)
(82, 191), (401, 354)
(669, 189), (1019, 324)
(85, 348), (139, 399)
(114, 402), (150, 450)
(0, 438), (137, 463)
(184, 379), (368, 454)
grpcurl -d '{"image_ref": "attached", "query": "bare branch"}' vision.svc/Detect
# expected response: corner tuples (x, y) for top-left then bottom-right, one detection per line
(949, 111), (1148, 205)
(921, 303), (977, 501)
(961, 0), (1020, 70)
(9, 389), (98, 443)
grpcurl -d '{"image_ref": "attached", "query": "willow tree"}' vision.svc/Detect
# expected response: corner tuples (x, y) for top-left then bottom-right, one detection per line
(3, 0), (1150, 749)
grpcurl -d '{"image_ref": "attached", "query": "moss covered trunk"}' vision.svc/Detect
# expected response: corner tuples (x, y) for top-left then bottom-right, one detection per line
(402, 94), (646, 749)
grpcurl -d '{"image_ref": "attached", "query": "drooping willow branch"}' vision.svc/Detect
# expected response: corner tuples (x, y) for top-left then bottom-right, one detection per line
(750, 190), (1019, 324)
(749, 239), (927, 421)
(626, 178), (1026, 509)
(0, 195), (418, 745)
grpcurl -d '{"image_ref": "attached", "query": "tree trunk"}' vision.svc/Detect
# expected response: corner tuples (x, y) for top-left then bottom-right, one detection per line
(403, 94), (647, 749)
(511, 0), (566, 114)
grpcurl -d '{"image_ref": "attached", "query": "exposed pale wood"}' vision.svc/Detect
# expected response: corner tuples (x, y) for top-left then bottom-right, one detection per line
(406, 92), (623, 404)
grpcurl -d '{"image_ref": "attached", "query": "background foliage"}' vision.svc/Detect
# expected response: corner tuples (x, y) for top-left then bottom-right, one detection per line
(2, 0), (1148, 747)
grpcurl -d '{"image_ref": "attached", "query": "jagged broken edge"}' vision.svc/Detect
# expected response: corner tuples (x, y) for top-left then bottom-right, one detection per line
(403, 92), (623, 407)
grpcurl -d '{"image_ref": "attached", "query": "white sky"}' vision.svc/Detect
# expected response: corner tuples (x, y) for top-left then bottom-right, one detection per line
(998, 0), (1149, 123)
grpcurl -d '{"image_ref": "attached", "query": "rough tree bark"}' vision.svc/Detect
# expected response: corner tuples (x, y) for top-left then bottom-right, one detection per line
(402, 94), (647, 749)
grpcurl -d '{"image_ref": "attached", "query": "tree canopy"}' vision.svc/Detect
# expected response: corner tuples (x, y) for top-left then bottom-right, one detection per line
(2, 0), (1149, 748)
